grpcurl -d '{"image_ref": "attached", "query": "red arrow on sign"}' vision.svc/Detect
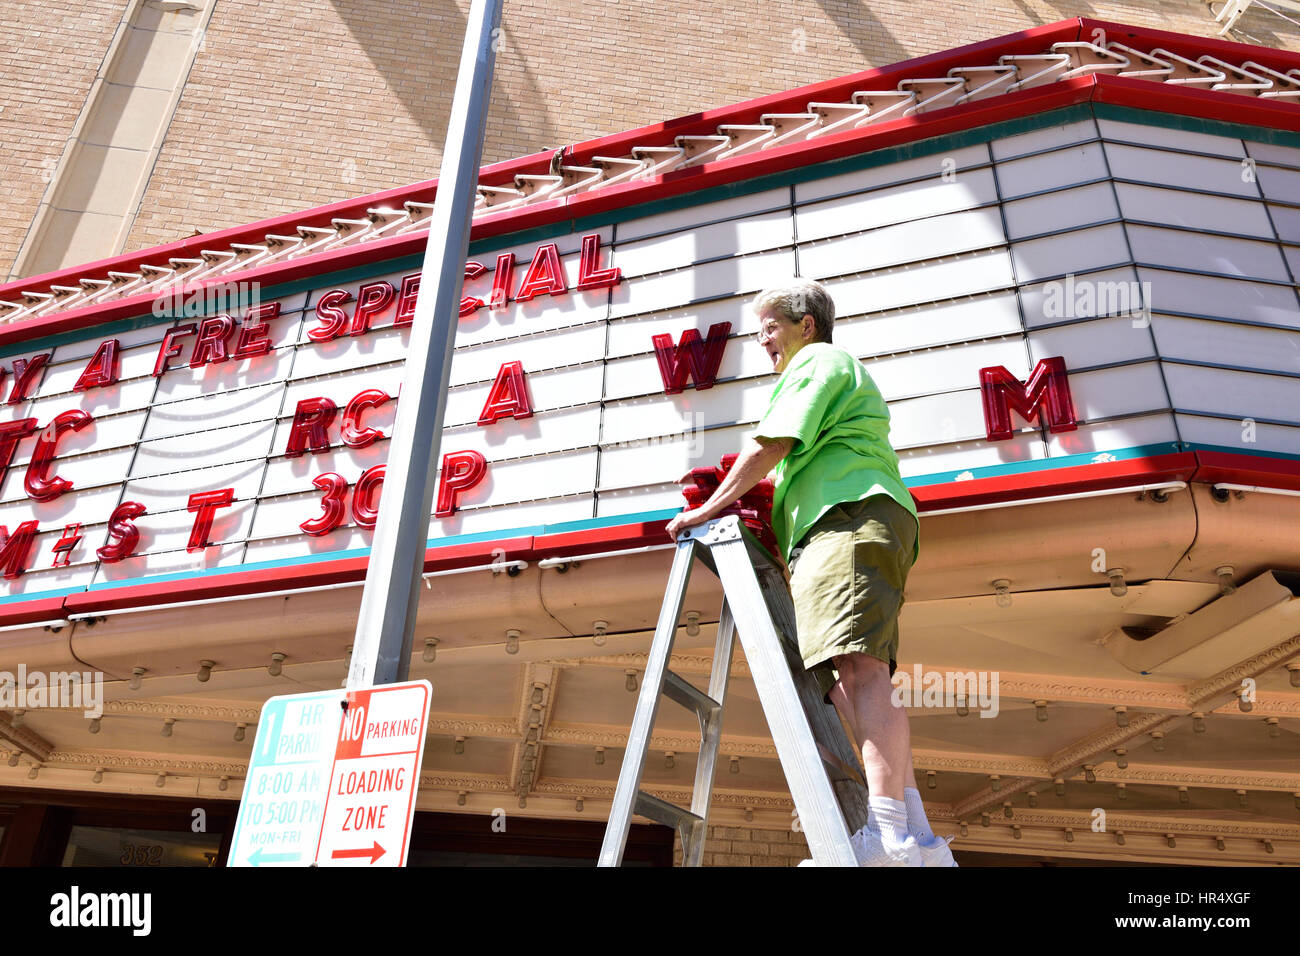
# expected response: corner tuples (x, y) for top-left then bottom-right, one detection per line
(331, 841), (386, 864)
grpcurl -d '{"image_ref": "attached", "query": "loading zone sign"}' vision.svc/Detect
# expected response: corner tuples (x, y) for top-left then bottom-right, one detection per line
(229, 680), (431, 867)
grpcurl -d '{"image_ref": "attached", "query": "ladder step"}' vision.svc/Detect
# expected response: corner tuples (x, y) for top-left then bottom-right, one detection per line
(634, 791), (702, 831)
(662, 669), (721, 722)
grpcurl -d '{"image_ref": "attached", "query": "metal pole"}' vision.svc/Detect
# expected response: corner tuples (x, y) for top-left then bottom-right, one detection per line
(347, 0), (504, 690)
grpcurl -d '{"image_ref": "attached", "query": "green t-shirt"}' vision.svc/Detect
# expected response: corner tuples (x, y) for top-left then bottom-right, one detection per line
(754, 342), (920, 563)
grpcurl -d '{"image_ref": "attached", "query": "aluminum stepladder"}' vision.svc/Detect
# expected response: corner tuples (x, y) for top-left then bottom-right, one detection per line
(597, 514), (871, 867)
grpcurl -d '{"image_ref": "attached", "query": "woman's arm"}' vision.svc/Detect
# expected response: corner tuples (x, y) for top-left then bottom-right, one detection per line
(664, 434), (793, 538)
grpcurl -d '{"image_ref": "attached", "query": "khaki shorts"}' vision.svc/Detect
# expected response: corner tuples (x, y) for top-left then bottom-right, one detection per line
(787, 494), (918, 704)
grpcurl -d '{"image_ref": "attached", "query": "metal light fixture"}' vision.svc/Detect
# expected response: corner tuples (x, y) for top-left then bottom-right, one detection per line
(959, 821), (968, 837)
(1192, 712), (1206, 733)
(88, 717), (101, 734)
(1166, 833), (1176, 848)
(1214, 565), (1235, 595)
(956, 698), (969, 717)
(505, 629), (520, 654)
(1114, 706), (1128, 728)
(664, 752), (675, 770)
(518, 796), (527, 809)
(1216, 836), (1225, 851)
(1065, 828), (1074, 843)
(423, 638), (439, 663)
(980, 812), (990, 827)
(129, 667), (145, 690)
(197, 660), (214, 682)
(6, 753), (19, 767)
(28, 764), (39, 779)
(1012, 825), (1022, 840)
(1003, 801), (1013, 818)
(92, 768), (103, 784)
(594, 747), (605, 766)
(1107, 568), (1127, 597)
(592, 621), (608, 647)
(457, 791), (467, 806)
(1151, 731), (1166, 752)
(989, 774), (1001, 791)
(218, 776), (229, 792)
(926, 770), (937, 790)
(161, 718), (175, 737)
(155, 772), (166, 788)
(1264, 840), (1274, 854)
(992, 579), (1012, 608)
(575, 797), (584, 813)
(1114, 748), (1128, 770)
(454, 736), (465, 755)
(234, 723), (246, 742)
(684, 611), (701, 637)
(531, 685), (544, 705)
(625, 670), (638, 692)
(268, 653), (286, 678)
(1115, 831), (1126, 846)
(1236, 690), (1252, 713)
(1034, 700), (1048, 722)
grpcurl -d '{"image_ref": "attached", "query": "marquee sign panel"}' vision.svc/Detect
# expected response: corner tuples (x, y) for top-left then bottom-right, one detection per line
(1, 110), (1299, 603)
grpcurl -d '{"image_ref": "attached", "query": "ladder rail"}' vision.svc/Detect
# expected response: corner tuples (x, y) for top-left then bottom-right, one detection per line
(683, 599), (736, 866)
(596, 534), (697, 867)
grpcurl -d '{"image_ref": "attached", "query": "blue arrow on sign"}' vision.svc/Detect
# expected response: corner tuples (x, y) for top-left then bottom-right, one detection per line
(248, 847), (302, 867)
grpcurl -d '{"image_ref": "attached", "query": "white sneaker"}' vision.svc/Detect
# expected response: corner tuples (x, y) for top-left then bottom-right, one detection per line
(796, 829), (920, 866)
(917, 833), (958, 867)
(850, 826), (921, 866)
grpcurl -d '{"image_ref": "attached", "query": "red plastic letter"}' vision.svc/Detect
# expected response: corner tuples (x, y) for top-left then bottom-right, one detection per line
(308, 289), (352, 342)
(234, 302), (280, 359)
(351, 465), (386, 528)
(186, 488), (235, 552)
(576, 234), (621, 290)
(8, 353), (50, 404)
(97, 501), (147, 563)
(189, 315), (235, 368)
(0, 418), (37, 481)
(651, 322), (732, 394)
(350, 281), (395, 336)
(514, 243), (567, 302)
(459, 262), (488, 317)
(74, 339), (120, 391)
(477, 361), (533, 426)
(980, 357), (1078, 441)
(394, 273), (421, 328)
(154, 325), (196, 376)
(435, 450), (487, 517)
(25, 410), (93, 502)
(284, 397), (338, 458)
(0, 521), (39, 579)
(50, 523), (83, 568)
(341, 389), (391, 448)
(300, 474), (349, 536)
(489, 253), (515, 311)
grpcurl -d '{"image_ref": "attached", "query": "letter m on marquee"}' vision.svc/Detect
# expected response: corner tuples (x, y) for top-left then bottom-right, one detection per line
(979, 356), (1078, 441)
(652, 322), (731, 394)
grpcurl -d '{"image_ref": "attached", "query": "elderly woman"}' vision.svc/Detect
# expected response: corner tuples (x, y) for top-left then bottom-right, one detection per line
(665, 278), (952, 867)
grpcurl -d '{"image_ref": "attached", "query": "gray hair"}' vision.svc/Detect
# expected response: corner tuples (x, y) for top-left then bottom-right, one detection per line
(753, 279), (835, 343)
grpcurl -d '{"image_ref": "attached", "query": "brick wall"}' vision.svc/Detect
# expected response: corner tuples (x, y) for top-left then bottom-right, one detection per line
(4, 0), (1300, 277)
(672, 824), (812, 867)
(0, 0), (128, 279)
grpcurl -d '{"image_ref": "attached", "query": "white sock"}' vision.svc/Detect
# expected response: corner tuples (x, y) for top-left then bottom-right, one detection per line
(867, 796), (909, 847)
(903, 787), (935, 843)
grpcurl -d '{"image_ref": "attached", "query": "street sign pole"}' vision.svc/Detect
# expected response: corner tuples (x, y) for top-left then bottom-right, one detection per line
(347, 0), (505, 690)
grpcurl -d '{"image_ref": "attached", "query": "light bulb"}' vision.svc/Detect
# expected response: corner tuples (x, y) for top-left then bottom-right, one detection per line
(926, 770), (937, 790)
(197, 660), (214, 682)
(1114, 707), (1128, 728)
(625, 670), (638, 692)
(1264, 840), (1274, 854)
(129, 667), (145, 690)
(594, 747), (605, 766)
(1055, 779), (1065, 796)
(268, 653), (285, 677)
(1216, 837), (1225, 851)
(989, 775), (1001, 791)
(1266, 718), (1280, 738)
(1215, 565), (1235, 595)
(454, 737), (465, 755)
(1035, 700), (1048, 722)
(1151, 732), (1166, 752)
(744, 808), (754, 822)
(730, 757), (740, 775)
(1028, 791), (1038, 808)
(1179, 786), (1189, 805)
(1115, 749), (1128, 769)
(1012, 825), (1022, 840)
(956, 698), (969, 717)
(959, 821), (968, 837)
(28, 765), (39, 779)
(575, 797), (584, 812)
(457, 791), (467, 806)
(505, 629), (520, 654)
(161, 718), (174, 737)
(1116, 831), (1126, 846)
(6, 753), (19, 767)
(218, 776), (228, 792)
(592, 621), (608, 647)
(88, 717), (101, 734)
(1237, 790), (1247, 808)
(12, 710), (24, 728)
(684, 611), (700, 637)
(1106, 567), (1127, 597)
(92, 768), (103, 783)
(423, 639), (438, 663)
(1003, 802), (1013, 818)
(1166, 834), (1176, 848)
(1065, 828), (1074, 843)
(1192, 713), (1206, 733)
(664, 752), (675, 770)
(234, 723), (246, 742)
(1116, 783), (1127, 801)
(1085, 766), (1096, 784)
(993, 579), (1012, 608)
(980, 812), (990, 827)
(155, 773), (166, 788)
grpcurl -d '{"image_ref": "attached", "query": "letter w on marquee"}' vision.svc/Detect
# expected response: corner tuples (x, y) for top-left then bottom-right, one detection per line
(652, 322), (731, 394)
